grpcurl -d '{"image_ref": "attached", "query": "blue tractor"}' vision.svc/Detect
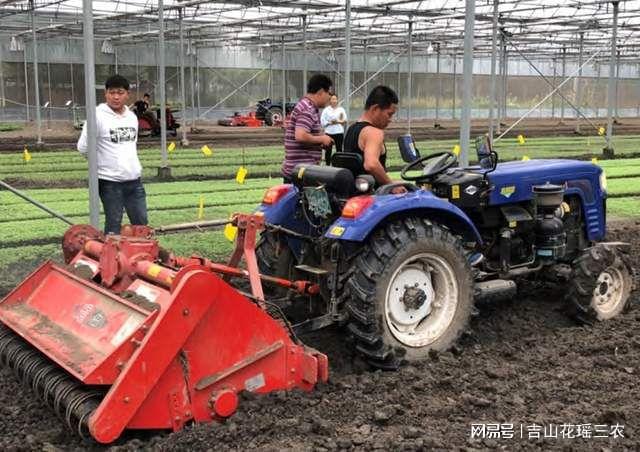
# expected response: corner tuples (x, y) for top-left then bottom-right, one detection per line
(256, 135), (634, 369)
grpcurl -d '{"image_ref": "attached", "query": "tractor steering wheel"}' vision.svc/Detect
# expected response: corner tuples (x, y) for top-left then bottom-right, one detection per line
(400, 152), (458, 182)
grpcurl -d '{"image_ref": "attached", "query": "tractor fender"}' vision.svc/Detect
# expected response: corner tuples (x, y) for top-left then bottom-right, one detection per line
(325, 191), (483, 244)
(563, 186), (606, 241)
(256, 185), (299, 228)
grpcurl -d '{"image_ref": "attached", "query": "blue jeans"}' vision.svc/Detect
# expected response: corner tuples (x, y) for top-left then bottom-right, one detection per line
(98, 178), (148, 234)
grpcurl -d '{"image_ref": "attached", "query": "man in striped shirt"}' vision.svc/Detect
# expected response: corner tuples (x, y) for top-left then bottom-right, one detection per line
(282, 74), (335, 182)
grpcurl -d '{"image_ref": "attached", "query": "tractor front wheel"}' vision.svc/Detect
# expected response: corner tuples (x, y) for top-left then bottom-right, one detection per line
(567, 244), (633, 323)
(345, 218), (474, 369)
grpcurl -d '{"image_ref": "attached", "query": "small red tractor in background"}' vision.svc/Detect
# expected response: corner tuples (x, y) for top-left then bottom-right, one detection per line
(217, 112), (264, 127)
(0, 214), (327, 444)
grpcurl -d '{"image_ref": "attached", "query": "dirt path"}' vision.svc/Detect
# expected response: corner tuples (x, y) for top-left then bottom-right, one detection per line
(2, 117), (640, 151)
(0, 220), (638, 451)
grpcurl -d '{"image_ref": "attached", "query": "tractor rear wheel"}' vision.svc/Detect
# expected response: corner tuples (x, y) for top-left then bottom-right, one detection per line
(567, 244), (633, 323)
(256, 230), (294, 297)
(265, 107), (283, 126)
(344, 218), (474, 369)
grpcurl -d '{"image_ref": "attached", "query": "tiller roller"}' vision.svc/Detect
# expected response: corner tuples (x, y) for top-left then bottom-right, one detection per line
(0, 214), (327, 444)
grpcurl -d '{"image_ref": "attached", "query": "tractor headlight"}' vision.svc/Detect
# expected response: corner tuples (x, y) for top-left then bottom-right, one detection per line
(600, 171), (607, 192)
(355, 175), (374, 193)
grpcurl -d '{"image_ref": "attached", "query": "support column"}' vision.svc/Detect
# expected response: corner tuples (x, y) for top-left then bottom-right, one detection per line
(158, 0), (169, 176)
(70, 62), (75, 104)
(363, 40), (368, 102)
(30, 0), (43, 145)
(605, 1), (619, 155)
(23, 46), (29, 122)
(615, 49), (620, 119)
(344, 0), (352, 123)
(407, 20), (413, 132)
(435, 43), (441, 126)
(575, 32), (585, 133)
(135, 47), (139, 98)
(114, 47), (118, 73)
(82, 0), (100, 228)
(281, 37), (286, 118)
(46, 59), (52, 127)
(488, 0), (499, 138)
(560, 46), (567, 123)
(0, 42), (5, 120)
(178, 8), (188, 145)
(268, 44), (273, 100)
(497, 33), (505, 133)
(302, 15), (308, 93)
(637, 62), (640, 117)
(502, 42), (508, 122)
(189, 37), (196, 130)
(551, 57), (557, 118)
(459, 0), (476, 167)
(452, 50), (457, 119)
(196, 47), (201, 117)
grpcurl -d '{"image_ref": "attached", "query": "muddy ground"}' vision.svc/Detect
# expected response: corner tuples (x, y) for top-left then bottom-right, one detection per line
(0, 220), (639, 451)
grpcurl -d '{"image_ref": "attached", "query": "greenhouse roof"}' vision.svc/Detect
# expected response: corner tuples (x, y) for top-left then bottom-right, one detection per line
(0, 1), (639, 61)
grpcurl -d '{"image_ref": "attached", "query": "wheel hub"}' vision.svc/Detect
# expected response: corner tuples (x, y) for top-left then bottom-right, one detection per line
(388, 267), (434, 327)
(401, 285), (428, 311)
(593, 268), (624, 315)
(385, 253), (459, 348)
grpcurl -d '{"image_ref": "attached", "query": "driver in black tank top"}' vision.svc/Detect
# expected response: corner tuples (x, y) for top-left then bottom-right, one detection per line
(341, 86), (406, 194)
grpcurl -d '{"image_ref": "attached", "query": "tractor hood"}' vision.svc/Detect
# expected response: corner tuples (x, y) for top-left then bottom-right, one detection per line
(487, 159), (603, 206)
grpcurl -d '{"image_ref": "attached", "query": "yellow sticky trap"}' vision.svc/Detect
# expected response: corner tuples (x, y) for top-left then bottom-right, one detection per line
(236, 166), (248, 184)
(197, 195), (204, 220)
(223, 223), (238, 242)
(23, 147), (31, 162)
(168, 141), (176, 153)
(517, 134), (526, 145)
(591, 157), (599, 165)
(201, 145), (213, 157)
(598, 127), (605, 136)
(452, 144), (461, 156)
(522, 155), (530, 161)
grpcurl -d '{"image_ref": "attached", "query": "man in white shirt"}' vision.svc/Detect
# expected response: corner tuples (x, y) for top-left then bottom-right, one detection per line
(320, 95), (347, 165)
(77, 75), (147, 235)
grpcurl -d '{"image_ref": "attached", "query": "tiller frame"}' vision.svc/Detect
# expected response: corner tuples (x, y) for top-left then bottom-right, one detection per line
(0, 214), (327, 444)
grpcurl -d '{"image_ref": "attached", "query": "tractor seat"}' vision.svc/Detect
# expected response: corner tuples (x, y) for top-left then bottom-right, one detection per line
(291, 164), (355, 197)
(331, 152), (365, 177)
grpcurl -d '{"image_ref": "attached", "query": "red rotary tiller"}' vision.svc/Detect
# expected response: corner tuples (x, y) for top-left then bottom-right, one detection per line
(0, 214), (327, 444)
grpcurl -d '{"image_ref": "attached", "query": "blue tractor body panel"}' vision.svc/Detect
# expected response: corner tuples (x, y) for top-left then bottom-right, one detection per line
(486, 159), (605, 240)
(324, 190), (483, 244)
(257, 159), (606, 250)
(256, 186), (300, 228)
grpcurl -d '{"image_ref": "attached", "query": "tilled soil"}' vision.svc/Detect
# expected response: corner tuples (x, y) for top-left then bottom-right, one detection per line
(0, 221), (639, 451)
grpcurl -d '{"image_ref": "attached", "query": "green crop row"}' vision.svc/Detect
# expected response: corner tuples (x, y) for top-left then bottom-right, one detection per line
(0, 178), (274, 207)
(0, 189), (266, 223)
(0, 203), (257, 246)
(3, 135), (640, 182)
